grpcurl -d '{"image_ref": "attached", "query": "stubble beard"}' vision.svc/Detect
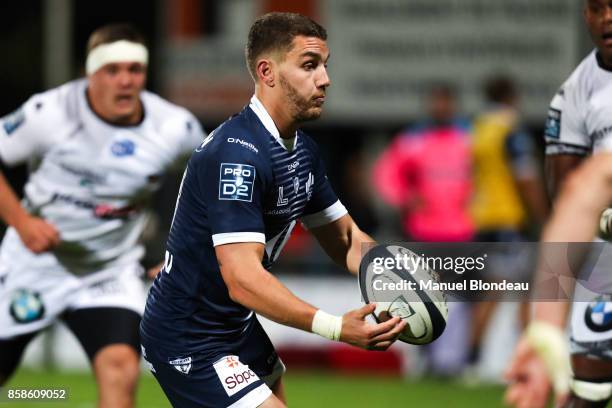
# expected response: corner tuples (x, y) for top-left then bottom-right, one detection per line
(279, 73), (322, 123)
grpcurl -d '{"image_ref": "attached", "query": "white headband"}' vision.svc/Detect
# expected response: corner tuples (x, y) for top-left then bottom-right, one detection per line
(86, 40), (148, 75)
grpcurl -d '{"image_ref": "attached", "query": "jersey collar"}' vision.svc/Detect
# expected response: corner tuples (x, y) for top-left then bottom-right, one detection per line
(249, 95), (297, 151)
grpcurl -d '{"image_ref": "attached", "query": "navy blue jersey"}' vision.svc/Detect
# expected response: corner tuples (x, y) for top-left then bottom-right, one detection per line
(141, 97), (346, 352)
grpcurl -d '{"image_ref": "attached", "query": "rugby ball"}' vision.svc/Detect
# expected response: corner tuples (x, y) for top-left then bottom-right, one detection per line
(359, 244), (448, 345)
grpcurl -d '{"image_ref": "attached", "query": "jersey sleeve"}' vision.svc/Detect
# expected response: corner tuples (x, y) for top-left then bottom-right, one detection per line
(200, 139), (268, 246)
(300, 145), (347, 229)
(544, 86), (589, 156)
(0, 95), (55, 166)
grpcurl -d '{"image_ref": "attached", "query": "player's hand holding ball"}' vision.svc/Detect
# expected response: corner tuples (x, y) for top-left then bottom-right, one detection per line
(339, 303), (406, 351)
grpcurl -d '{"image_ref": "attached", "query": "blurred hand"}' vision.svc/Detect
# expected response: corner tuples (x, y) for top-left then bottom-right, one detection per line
(340, 303), (406, 351)
(505, 337), (567, 408)
(14, 214), (60, 253)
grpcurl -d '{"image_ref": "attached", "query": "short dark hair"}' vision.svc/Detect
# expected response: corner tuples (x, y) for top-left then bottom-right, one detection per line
(483, 75), (517, 104)
(87, 23), (146, 54)
(245, 12), (327, 80)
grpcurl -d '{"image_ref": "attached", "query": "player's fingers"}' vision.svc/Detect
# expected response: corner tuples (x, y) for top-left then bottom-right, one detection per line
(369, 340), (393, 351)
(41, 222), (60, 244)
(368, 316), (401, 337)
(554, 391), (569, 408)
(356, 303), (376, 319)
(504, 382), (524, 407)
(505, 340), (531, 380)
(370, 320), (406, 343)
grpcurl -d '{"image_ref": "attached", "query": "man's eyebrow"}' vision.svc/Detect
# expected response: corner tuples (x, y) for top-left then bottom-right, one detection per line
(300, 51), (331, 63)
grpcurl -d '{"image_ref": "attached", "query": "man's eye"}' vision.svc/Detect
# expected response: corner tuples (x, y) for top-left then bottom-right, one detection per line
(303, 62), (315, 70)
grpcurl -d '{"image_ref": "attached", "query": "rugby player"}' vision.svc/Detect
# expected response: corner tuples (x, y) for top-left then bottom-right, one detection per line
(140, 12), (406, 408)
(506, 1), (612, 406)
(0, 24), (204, 408)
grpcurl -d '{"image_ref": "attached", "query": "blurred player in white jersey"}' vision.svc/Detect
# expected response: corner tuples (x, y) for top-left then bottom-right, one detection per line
(506, 1), (612, 407)
(0, 24), (204, 408)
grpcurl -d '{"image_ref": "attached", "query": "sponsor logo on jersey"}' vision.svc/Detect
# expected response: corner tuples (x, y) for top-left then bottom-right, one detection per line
(111, 139), (136, 157)
(218, 163), (255, 202)
(213, 355), (260, 397)
(2, 107), (25, 136)
(59, 163), (107, 185)
(305, 172), (314, 201)
(585, 297), (612, 332)
(592, 125), (612, 143)
(287, 160), (299, 172)
(227, 137), (259, 154)
(10, 289), (45, 324)
(266, 208), (291, 215)
(168, 356), (192, 375)
(50, 193), (137, 219)
(544, 108), (561, 139)
(277, 186), (288, 206)
(293, 176), (300, 196)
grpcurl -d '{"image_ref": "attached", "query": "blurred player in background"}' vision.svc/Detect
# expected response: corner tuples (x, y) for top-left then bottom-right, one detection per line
(373, 83), (473, 376)
(140, 12), (406, 408)
(373, 83), (473, 243)
(505, 153), (612, 408)
(0, 23), (204, 408)
(468, 75), (548, 371)
(506, 1), (612, 406)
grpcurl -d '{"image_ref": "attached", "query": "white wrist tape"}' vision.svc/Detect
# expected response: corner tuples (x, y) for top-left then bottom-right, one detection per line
(600, 208), (612, 236)
(86, 40), (148, 75)
(571, 379), (612, 401)
(525, 321), (571, 394)
(312, 310), (342, 341)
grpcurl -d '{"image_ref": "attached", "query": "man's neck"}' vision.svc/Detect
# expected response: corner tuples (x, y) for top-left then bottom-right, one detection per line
(255, 88), (297, 139)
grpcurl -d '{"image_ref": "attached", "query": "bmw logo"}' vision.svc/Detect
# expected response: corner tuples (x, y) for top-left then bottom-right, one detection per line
(9, 289), (45, 324)
(585, 295), (612, 333)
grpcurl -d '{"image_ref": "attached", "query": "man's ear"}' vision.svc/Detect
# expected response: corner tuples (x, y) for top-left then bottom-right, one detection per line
(256, 59), (275, 88)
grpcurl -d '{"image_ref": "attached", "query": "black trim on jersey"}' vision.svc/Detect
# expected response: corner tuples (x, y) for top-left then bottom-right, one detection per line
(596, 52), (612, 73)
(84, 87), (146, 128)
(545, 141), (590, 156)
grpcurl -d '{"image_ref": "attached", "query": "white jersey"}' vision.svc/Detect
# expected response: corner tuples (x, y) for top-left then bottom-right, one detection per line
(0, 79), (205, 274)
(545, 50), (612, 156)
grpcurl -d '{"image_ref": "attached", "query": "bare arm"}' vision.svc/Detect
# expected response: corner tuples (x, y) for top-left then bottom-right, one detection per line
(545, 154), (585, 200)
(216, 241), (405, 349)
(505, 154), (612, 407)
(309, 214), (374, 275)
(216, 242), (317, 330)
(0, 169), (58, 252)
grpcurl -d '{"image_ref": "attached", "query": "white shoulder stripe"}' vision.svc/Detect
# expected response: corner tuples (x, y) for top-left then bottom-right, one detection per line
(212, 232), (265, 246)
(301, 200), (348, 229)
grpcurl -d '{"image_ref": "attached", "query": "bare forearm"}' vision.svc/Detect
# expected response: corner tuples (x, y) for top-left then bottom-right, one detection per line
(0, 170), (28, 227)
(533, 302), (570, 328)
(217, 243), (318, 332)
(228, 266), (317, 331)
(531, 155), (612, 328)
(543, 158), (612, 242)
(345, 227), (374, 275)
(311, 215), (375, 275)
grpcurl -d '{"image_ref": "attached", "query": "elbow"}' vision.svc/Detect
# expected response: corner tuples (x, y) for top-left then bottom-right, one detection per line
(225, 277), (254, 307)
(226, 280), (246, 304)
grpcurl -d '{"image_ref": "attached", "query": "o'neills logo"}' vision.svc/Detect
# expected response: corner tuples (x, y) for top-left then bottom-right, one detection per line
(213, 355), (260, 396)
